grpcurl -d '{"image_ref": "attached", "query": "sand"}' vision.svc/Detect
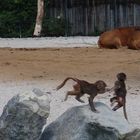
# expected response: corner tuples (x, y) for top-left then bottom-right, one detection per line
(0, 37), (140, 129)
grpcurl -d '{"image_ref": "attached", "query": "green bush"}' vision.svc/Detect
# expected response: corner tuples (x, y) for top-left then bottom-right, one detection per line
(0, 0), (36, 37)
(42, 17), (71, 36)
(89, 27), (102, 36)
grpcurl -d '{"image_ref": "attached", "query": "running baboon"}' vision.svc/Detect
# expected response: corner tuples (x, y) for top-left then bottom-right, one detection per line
(56, 77), (107, 112)
(110, 73), (128, 120)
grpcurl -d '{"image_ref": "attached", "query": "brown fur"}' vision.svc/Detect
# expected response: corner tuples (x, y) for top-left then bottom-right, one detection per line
(56, 77), (107, 112)
(128, 30), (140, 50)
(110, 73), (128, 120)
(98, 26), (140, 49)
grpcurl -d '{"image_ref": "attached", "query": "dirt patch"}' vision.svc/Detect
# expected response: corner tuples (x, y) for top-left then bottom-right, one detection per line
(0, 47), (139, 85)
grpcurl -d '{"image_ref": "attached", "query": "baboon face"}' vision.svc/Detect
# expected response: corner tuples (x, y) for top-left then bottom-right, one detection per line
(117, 73), (127, 81)
(95, 80), (107, 93)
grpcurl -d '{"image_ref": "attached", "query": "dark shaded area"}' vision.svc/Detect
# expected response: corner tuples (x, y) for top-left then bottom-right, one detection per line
(0, 0), (140, 37)
(0, 0), (37, 37)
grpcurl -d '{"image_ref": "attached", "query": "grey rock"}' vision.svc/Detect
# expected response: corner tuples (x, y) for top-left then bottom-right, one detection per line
(0, 89), (50, 140)
(40, 102), (140, 140)
(123, 129), (140, 140)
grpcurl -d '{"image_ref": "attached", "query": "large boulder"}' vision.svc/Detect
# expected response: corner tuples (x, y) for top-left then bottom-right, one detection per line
(40, 102), (140, 140)
(0, 88), (50, 140)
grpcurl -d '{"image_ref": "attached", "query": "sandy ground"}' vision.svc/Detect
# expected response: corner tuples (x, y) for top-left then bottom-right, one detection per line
(0, 38), (140, 129)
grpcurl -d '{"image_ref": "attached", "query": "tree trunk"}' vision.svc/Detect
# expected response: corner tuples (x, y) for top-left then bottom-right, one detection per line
(33, 0), (44, 37)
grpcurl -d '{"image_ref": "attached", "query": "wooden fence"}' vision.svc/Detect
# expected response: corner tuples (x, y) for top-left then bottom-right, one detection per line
(46, 0), (140, 35)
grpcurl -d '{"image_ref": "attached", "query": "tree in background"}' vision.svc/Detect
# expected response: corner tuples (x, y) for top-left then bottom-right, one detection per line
(0, 0), (36, 37)
(33, 0), (44, 36)
(0, 0), (69, 37)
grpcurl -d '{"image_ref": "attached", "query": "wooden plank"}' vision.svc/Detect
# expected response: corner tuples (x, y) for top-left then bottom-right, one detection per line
(45, 0), (140, 35)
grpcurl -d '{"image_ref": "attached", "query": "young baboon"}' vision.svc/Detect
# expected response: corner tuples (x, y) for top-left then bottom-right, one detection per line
(56, 77), (107, 112)
(110, 72), (128, 120)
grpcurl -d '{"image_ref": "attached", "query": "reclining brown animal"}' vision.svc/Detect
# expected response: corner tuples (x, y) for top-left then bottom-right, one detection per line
(98, 26), (140, 49)
(127, 30), (140, 50)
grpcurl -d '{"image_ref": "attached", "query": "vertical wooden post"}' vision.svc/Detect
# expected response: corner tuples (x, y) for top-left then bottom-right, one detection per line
(133, 4), (136, 25)
(114, 0), (117, 28)
(63, 0), (68, 36)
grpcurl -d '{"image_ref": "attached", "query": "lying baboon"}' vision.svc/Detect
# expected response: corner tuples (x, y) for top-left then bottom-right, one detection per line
(56, 77), (107, 112)
(110, 73), (128, 120)
(98, 26), (140, 49)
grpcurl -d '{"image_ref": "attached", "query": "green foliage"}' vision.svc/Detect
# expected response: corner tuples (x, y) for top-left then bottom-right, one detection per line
(0, 0), (36, 37)
(89, 27), (102, 36)
(0, 0), (70, 37)
(42, 17), (71, 36)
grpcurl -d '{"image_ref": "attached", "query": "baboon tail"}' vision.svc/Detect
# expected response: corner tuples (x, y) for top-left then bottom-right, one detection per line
(123, 103), (128, 121)
(56, 77), (78, 90)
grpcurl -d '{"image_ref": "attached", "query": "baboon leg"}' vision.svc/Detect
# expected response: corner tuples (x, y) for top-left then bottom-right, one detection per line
(112, 104), (123, 111)
(73, 84), (80, 91)
(88, 95), (98, 112)
(112, 97), (123, 111)
(110, 97), (117, 103)
(110, 97), (117, 106)
(64, 91), (80, 101)
(110, 99), (117, 107)
(75, 93), (85, 103)
(113, 97), (128, 120)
